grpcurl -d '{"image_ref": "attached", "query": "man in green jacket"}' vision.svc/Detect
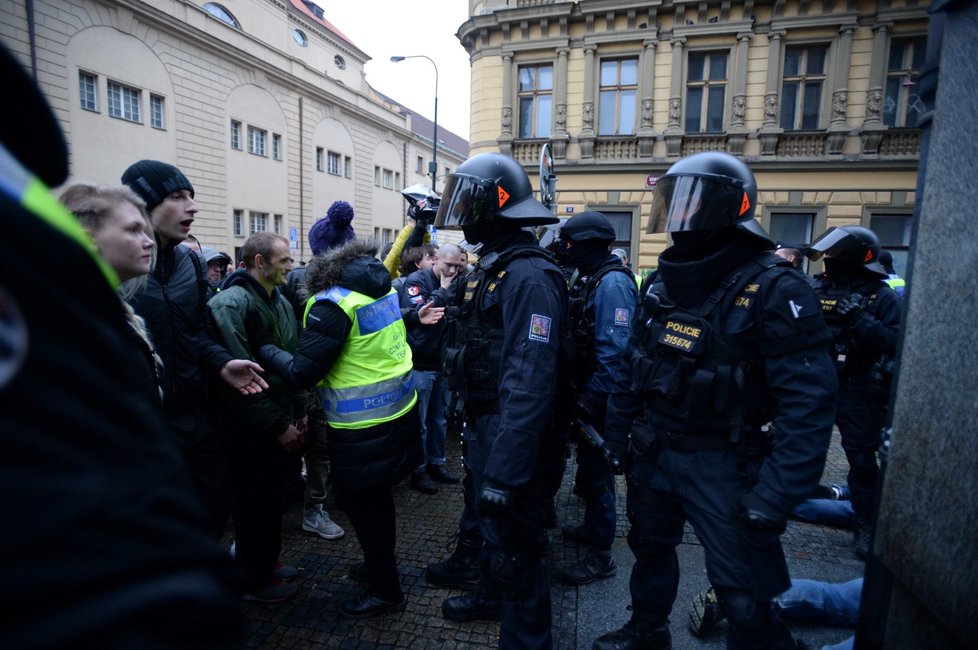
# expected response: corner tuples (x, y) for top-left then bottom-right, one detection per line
(207, 232), (306, 603)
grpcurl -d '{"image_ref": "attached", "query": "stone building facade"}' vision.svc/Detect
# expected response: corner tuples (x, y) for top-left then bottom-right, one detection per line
(1, 0), (468, 262)
(461, 0), (926, 274)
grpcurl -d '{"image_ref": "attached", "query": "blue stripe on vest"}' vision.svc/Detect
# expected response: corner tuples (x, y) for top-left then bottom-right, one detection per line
(356, 292), (401, 335)
(323, 286), (352, 303)
(334, 375), (414, 414)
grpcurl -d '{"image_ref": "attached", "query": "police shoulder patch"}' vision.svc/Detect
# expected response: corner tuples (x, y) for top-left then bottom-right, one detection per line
(786, 292), (820, 319)
(528, 313), (552, 342)
(407, 285), (420, 296)
(614, 308), (630, 326)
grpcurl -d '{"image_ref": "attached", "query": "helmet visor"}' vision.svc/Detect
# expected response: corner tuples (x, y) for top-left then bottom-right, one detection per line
(805, 227), (849, 261)
(646, 174), (747, 234)
(435, 174), (496, 229)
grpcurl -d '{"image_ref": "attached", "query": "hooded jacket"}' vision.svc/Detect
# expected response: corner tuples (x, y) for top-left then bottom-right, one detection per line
(206, 269), (302, 439)
(260, 241), (423, 490)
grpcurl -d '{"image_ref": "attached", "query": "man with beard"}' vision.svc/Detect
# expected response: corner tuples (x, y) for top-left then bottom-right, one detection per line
(593, 152), (837, 650)
(432, 152), (566, 648)
(806, 225), (901, 559)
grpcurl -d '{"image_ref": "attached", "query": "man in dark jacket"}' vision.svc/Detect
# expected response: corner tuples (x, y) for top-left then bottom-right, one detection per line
(400, 242), (465, 494)
(1, 43), (242, 649)
(207, 232), (305, 603)
(258, 240), (435, 619)
(123, 159), (268, 539)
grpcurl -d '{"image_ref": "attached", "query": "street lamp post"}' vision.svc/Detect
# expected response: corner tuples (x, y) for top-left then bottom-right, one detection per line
(391, 54), (439, 193)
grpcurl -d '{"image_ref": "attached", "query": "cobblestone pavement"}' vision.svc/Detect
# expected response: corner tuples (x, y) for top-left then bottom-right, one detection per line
(241, 431), (860, 649)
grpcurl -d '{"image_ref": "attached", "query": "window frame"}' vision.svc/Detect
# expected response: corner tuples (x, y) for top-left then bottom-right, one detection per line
(597, 57), (639, 137)
(327, 151), (341, 176)
(247, 126), (267, 157)
(273, 214), (283, 235)
(684, 49), (730, 134)
(250, 211), (268, 235)
(316, 147), (324, 172)
(203, 3), (240, 29)
(344, 155), (352, 179)
(230, 120), (242, 150)
(149, 94), (165, 130)
(272, 133), (282, 160)
(516, 62), (554, 139)
(233, 209), (244, 237)
(107, 80), (141, 123)
(382, 168), (394, 190)
(779, 43), (830, 131)
(79, 71), (98, 112)
(883, 37), (927, 128)
(867, 209), (914, 276)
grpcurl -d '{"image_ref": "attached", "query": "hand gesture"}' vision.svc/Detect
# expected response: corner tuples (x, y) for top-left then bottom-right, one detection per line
(277, 424), (305, 452)
(419, 301), (445, 325)
(220, 359), (268, 395)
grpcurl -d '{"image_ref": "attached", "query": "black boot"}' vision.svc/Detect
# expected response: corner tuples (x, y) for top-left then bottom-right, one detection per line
(592, 620), (671, 650)
(441, 591), (501, 622)
(426, 535), (481, 590)
(558, 548), (616, 586)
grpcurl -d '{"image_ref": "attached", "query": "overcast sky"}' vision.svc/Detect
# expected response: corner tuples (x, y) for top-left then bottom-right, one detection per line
(322, 1), (473, 140)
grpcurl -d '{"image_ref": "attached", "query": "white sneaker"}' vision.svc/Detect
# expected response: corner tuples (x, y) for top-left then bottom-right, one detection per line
(302, 505), (345, 540)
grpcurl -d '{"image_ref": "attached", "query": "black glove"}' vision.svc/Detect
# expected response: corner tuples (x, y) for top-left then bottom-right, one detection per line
(479, 483), (513, 514)
(836, 293), (865, 326)
(736, 492), (787, 535)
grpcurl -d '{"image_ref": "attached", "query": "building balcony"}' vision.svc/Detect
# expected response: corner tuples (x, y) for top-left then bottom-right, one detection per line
(878, 128), (922, 157)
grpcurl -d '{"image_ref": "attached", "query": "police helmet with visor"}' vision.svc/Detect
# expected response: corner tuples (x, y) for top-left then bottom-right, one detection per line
(434, 152), (558, 229)
(647, 151), (771, 245)
(805, 225), (887, 276)
(560, 210), (616, 243)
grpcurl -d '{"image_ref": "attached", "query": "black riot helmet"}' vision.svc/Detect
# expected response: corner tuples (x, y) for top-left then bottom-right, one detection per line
(647, 151), (772, 246)
(435, 152), (559, 230)
(806, 225), (887, 277)
(401, 183), (440, 223)
(560, 211), (616, 243)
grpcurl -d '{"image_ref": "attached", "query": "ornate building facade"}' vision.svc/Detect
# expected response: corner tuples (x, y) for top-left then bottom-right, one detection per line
(461, 0), (926, 274)
(1, 0), (468, 262)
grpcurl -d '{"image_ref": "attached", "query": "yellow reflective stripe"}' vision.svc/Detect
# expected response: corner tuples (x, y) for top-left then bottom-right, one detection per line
(22, 178), (120, 289)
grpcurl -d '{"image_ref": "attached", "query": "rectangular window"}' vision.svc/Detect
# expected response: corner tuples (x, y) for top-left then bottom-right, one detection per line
(233, 209), (244, 237)
(685, 52), (727, 133)
(416, 155), (425, 173)
(79, 71), (97, 112)
(344, 156), (352, 178)
(517, 64), (553, 139)
(248, 126), (267, 156)
(231, 120), (242, 150)
(273, 214), (282, 235)
(374, 166), (381, 186)
(327, 151), (341, 176)
(780, 45), (827, 130)
(272, 133), (282, 160)
(250, 211), (268, 234)
(884, 38), (926, 128)
(316, 147), (324, 172)
(395, 172), (401, 190)
(107, 81), (141, 123)
(769, 211), (816, 272)
(382, 169), (393, 189)
(870, 212), (913, 274)
(149, 94), (165, 129)
(374, 227), (381, 240)
(598, 58), (638, 136)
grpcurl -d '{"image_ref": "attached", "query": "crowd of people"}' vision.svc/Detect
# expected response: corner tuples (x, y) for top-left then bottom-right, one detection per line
(2, 45), (902, 650)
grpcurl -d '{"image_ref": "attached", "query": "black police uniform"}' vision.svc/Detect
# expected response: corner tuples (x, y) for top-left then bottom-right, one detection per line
(448, 229), (566, 648)
(814, 273), (901, 523)
(603, 235), (838, 649)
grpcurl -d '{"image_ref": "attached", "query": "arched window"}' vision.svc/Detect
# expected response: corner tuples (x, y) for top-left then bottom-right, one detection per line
(203, 3), (240, 29)
(293, 29), (308, 47)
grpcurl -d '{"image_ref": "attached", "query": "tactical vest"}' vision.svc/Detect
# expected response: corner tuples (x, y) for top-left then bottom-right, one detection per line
(568, 263), (635, 391)
(447, 244), (561, 408)
(632, 254), (787, 440)
(304, 286), (416, 428)
(815, 281), (882, 375)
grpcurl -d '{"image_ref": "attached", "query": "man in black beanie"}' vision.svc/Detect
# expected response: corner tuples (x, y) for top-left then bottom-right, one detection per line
(123, 158), (269, 539)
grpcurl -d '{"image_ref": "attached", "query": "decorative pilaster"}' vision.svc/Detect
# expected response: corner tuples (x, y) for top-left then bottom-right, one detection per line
(727, 31), (753, 155)
(497, 53), (514, 154)
(827, 25), (856, 155)
(758, 30), (785, 155)
(860, 23), (891, 155)
(638, 37), (658, 157)
(553, 47), (570, 159)
(578, 45), (597, 159)
(663, 37), (686, 157)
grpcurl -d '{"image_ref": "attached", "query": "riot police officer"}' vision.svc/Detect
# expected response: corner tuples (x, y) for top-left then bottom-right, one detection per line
(594, 152), (838, 650)
(433, 152), (566, 649)
(553, 211), (637, 585)
(807, 225), (901, 558)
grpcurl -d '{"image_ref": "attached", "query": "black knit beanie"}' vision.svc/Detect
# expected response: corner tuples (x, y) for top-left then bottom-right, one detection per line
(121, 160), (195, 212)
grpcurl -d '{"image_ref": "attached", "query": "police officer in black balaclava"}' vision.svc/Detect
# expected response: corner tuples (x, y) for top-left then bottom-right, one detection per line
(594, 151), (837, 650)
(552, 211), (637, 586)
(807, 225), (901, 559)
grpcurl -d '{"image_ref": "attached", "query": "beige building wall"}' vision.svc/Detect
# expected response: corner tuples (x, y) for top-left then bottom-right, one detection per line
(0, 0), (467, 262)
(461, 0), (926, 275)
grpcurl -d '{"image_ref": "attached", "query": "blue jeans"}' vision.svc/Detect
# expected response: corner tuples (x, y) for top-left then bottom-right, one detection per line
(792, 499), (856, 529)
(774, 578), (863, 627)
(413, 370), (447, 468)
